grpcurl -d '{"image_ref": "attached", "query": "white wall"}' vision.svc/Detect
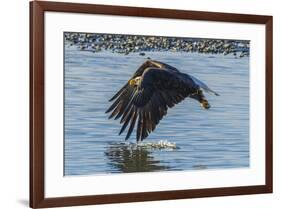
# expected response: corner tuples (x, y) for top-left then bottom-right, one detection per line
(0, 0), (279, 208)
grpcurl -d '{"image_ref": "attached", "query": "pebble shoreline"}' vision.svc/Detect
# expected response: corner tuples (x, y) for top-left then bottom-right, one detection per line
(65, 32), (250, 57)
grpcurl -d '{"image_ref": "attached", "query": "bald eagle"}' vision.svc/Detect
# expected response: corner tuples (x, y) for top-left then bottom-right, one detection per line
(106, 60), (219, 142)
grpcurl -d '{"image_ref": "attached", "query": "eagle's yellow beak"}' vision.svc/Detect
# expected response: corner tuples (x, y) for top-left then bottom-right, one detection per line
(129, 79), (136, 86)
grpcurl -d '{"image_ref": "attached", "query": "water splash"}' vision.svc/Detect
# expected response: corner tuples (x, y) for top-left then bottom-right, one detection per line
(136, 140), (178, 150)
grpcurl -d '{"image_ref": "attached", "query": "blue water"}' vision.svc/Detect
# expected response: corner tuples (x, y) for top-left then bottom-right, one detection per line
(64, 46), (249, 176)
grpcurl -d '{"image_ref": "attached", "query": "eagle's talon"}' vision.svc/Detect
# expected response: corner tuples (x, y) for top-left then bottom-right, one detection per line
(201, 100), (210, 109)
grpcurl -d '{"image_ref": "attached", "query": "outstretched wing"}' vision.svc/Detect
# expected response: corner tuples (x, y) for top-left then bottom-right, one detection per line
(106, 66), (198, 141)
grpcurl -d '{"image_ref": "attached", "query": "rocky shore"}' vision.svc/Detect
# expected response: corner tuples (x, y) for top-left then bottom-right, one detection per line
(65, 32), (249, 57)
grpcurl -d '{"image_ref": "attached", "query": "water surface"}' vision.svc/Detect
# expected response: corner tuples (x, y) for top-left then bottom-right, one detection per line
(64, 46), (249, 176)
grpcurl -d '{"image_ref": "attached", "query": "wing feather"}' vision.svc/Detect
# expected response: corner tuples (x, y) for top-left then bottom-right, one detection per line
(119, 105), (135, 135)
(136, 110), (143, 141)
(105, 85), (130, 114)
(108, 83), (128, 102)
(113, 87), (135, 120)
(125, 107), (138, 140)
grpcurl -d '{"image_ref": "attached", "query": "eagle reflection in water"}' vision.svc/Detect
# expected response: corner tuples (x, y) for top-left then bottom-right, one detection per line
(104, 142), (170, 173)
